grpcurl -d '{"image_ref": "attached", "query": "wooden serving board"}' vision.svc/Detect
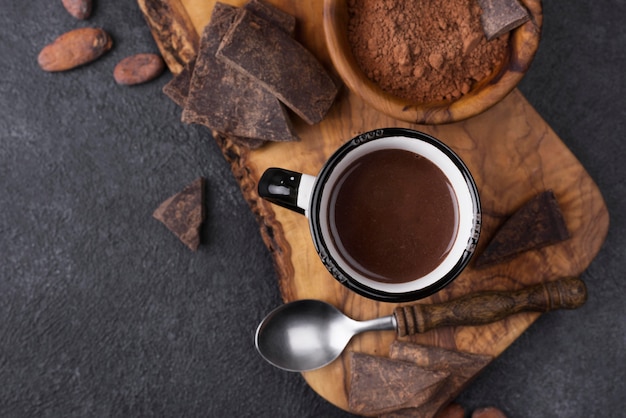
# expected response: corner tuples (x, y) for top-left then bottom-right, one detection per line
(140, 0), (610, 414)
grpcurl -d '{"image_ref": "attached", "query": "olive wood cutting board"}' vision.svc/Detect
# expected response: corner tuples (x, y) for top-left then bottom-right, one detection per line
(139, 0), (610, 413)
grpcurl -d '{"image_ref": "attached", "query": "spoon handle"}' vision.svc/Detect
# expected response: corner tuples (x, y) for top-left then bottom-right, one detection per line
(394, 277), (587, 337)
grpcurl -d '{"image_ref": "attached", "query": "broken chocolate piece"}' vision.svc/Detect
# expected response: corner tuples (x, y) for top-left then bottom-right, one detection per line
(182, 3), (297, 143)
(163, 60), (267, 150)
(163, 0), (296, 109)
(244, 0), (296, 36)
(476, 0), (530, 40)
(217, 10), (338, 125)
(153, 177), (205, 251)
(475, 190), (570, 268)
(348, 352), (449, 416)
(382, 342), (493, 418)
(389, 342), (492, 376)
(163, 59), (195, 107)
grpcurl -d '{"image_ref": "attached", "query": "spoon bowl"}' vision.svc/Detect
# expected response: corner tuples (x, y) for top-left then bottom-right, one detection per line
(254, 299), (395, 372)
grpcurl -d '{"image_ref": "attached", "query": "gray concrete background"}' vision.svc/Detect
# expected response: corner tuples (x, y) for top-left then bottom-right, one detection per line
(1, 1), (624, 417)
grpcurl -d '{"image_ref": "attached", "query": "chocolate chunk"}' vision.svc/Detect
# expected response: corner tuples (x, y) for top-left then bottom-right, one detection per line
(182, 3), (297, 143)
(475, 190), (570, 268)
(244, 0), (296, 36)
(476, 0), (530, 40)
(217, 10), (338, 125)
(348, 352), (449, 416)
(163, 59), (195, 107)
(388, 342), (492, 377)
(163, 0), (296, 109)
(164, 60), (267, 149)
(153, 177), (205, 251)
(382, 342), (493, 418)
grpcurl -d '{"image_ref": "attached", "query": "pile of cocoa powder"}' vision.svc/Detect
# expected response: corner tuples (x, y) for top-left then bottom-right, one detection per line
(347, 0), (509, 103)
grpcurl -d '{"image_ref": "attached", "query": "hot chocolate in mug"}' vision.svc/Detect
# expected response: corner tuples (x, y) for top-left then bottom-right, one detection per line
(258, 128), (481, 302)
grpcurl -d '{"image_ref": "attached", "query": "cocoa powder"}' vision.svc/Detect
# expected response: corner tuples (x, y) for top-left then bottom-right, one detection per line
(347, 0), (509, 103)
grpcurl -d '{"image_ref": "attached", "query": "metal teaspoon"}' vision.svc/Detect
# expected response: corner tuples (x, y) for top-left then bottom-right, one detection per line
(254, 277), (587, 372)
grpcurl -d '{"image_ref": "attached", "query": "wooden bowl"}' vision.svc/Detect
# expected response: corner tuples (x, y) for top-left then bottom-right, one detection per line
(323, 0), (543, 125)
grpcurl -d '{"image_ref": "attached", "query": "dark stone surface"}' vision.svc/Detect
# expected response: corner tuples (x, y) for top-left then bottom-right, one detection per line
(0, 1), (623, 417)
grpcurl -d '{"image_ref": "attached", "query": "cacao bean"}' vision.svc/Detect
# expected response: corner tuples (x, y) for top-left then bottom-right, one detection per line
(472, 406), (508, 418)
(38, 28), (112, 72)
(113, 53), (165, 85)
(62, 0), (92, 20)
(434, 403), (466, 418)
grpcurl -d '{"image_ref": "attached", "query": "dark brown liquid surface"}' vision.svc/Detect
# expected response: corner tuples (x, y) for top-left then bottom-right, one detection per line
(328, 149), (459, 283)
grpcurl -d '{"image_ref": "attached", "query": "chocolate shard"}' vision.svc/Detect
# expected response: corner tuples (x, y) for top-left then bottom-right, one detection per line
(388, 342), (492, 378)
(153, 177), (205, 251)
(216, 10), (338, 125)
(163, 59), (195, 107)
(382, 342), (493, 418)
(182, 3), (297, 143)
(476, 0), (530, 40)
(475, 190), (570, 268)
(244, 0), (296, 36)
(163, 0), (296, 109)
(348, 352), (449, 416)
(163, 60), (267, 149)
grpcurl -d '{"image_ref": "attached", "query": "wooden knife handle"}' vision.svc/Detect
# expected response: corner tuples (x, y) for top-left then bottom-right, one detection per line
(394, 277), (587, 337)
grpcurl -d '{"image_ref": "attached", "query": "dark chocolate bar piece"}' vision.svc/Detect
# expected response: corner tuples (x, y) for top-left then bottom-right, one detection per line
(244, 0), (296, 36)
(348, 352), (448, 416)
(389, 341), (493, 375)
(164, 59), (267, 149)
(381, 342), (493, 418)
(163, 59), (195, 107)
(182, 3), (297, 143)
(475, 190), (570, 267)
(153, 177), (205, 251)
(217, 10), (338, 125)
(163, 0), (296, 109)
(476, 0), (530, 40)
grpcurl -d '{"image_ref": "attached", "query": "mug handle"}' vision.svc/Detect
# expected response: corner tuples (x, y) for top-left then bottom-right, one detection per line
(258, 168), (316, 215)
